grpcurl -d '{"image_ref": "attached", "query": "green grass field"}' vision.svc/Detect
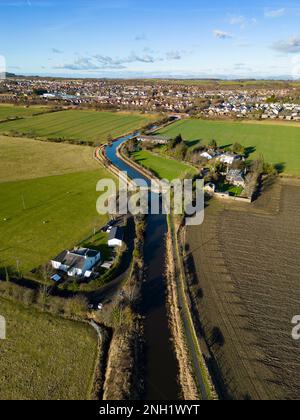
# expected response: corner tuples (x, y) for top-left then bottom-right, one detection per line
(158, 119), (300, 176)
(132, 150), (198, 181)
(0, 110), (157, 144)
(0, 297), (98, 400)
(0, 135), (99, 183)
(0, 104), (49, 121)
(0, 170), (111, 273)
(0, 135), (114, 273)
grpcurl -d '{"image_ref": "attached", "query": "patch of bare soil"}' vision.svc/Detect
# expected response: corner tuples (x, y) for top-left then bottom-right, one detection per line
(186, 180), (300, 400)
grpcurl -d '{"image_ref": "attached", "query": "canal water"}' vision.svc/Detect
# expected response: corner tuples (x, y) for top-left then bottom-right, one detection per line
(105, 137), (180, 400)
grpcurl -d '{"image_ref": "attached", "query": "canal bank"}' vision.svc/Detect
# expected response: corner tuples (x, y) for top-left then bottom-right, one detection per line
(105, 136), (181, 400)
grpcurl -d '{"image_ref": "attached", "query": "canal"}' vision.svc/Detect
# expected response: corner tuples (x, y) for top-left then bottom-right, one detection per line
(105, 136), (180, 400)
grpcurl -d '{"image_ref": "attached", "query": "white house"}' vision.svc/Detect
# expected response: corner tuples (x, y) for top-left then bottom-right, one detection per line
(51, 248), (101, 278)
(108, 227), (124, 247)
(201, 151), (214, 160)
(42, 93), (57, 99)
(136, 135), (170, 145)
(218, 153), (242, 166)
(200, 150), (220, 160)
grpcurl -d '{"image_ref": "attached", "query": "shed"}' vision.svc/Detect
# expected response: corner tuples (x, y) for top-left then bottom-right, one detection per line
(108, 227), (124, 247)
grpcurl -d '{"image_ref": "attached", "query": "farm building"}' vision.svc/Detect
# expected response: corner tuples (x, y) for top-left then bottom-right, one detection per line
(226, 169), (245, 187)
(42, 93), (57, 99)
(200, 150), (220, 160)
(51, 248), (101, 278)
(108, 227), (124, 247)
(218, 153), (242, 166)
(136, 135), (170, 145)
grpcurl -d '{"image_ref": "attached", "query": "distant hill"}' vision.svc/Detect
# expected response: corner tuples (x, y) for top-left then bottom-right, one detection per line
(4, 72), (18, 78)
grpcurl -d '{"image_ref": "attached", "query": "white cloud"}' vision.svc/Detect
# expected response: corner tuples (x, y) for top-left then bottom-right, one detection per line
(265, 8), (285, 18)
(272, 37), (300, 53)
(0, 0), (52, 6)
(229, 15), (246, 28)
(228, 15), (258, 29)
(134, 34), (147, 41)
(166, 51), (182, 60)
(213, 30), (233, 40)
(56, 50), (184, 71)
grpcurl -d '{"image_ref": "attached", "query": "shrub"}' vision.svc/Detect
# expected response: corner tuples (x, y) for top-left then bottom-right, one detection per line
(65, 295), (88, 317)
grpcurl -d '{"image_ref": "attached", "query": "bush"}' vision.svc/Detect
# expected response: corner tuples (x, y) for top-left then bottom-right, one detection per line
(208, 139), (218, 149)
(263, 162), (278, 177)
(232, 142), (246, 155)
(168, 134), (183, 150)
(65, 295), (88, 317)
(173, 142), (188, 160)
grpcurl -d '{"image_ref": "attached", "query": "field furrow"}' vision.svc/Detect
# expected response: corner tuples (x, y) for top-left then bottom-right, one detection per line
(186, 181), (300, 399)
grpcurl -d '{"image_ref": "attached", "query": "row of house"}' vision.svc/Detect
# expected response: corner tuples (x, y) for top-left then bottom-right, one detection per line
(3, 77), (300, 117)
(200, 150), (243, 166)
(206, 101), (300, 120)
(201, 147), (247, 193)
(136, 135), (170, 145)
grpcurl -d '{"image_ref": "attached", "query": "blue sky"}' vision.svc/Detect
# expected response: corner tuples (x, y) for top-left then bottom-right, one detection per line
(1, 0), (300, 78)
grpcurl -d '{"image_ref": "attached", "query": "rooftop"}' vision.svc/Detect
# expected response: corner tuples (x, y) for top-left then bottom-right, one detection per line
(109, 227), (124, 242)
(137, 135), (170, 143)
(52, 248), (100, 270)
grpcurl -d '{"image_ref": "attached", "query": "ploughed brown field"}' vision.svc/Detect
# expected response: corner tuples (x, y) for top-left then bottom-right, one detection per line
(186, 179), (300, 400)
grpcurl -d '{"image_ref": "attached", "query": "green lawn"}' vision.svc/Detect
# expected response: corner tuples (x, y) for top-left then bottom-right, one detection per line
(0, 297), (98, 400)
(218, 183), (244, 196)
(0, 132), (115, 273)
(0, 104), (49, 121)
(82, 231), (111, 262)
(158, 119), (300, 176)
(0, 110), (157, 144)
(0, 170), (111, 273)
(132, 150), (198, 181)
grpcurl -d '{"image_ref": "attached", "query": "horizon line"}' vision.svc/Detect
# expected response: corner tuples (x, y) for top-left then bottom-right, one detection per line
(4, 71), (300, 82)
